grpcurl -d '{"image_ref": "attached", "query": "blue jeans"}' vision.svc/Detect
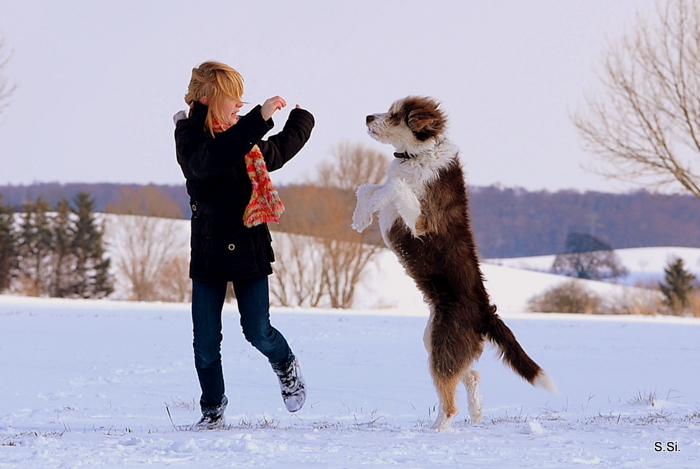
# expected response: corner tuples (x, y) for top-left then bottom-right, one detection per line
(191, 276), (291, 407)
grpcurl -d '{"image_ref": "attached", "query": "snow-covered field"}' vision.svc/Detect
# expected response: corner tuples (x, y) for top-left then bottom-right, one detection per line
(1, 246), (699, 467)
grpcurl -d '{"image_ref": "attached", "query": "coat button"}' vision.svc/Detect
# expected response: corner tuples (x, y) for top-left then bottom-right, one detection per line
(191, 204), (197, 211)
(228, 244), (235, 251)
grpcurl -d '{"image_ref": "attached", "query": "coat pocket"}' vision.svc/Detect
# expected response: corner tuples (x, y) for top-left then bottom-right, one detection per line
(210, 221), (257, 268)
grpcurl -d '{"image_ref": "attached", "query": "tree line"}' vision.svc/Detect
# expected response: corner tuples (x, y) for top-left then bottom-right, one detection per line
(0, 193), (112, 298)
(3, 182), (700, 259)
(2, 147), (699, 316)
(0, 145), (390, 308)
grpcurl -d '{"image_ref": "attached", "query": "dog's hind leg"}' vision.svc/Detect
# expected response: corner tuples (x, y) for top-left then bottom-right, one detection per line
(430, 371), (461, 431)
(425, 317), (460, 431)
(462, 368), (482, 424)
(422, 313), (433, 353)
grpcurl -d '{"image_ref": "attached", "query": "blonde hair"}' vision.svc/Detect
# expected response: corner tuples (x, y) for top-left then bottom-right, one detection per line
(184, 61), (245, 135)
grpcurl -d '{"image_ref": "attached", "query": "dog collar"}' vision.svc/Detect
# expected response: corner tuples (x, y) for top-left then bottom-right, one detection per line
(394, 139), (447, 160)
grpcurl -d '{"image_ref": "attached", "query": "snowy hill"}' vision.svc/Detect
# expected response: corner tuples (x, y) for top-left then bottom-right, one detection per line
(488, 246), (700, 287)
(352, 245), (700, 314)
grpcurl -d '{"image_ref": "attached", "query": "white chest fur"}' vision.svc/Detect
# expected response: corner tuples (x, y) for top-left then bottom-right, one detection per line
(352, 141), (459, 243)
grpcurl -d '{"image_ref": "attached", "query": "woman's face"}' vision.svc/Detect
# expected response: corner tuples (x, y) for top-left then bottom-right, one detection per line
(221, 97), (244, 126)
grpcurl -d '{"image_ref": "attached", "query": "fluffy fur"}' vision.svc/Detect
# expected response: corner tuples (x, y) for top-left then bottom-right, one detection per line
(352, 96), (557, 431)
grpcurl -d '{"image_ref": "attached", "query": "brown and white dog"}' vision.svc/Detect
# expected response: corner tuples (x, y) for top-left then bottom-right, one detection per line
(352, 96), (557, 431)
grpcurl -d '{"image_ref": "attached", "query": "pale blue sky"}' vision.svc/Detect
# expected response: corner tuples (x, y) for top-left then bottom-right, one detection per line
(0, 0), (657, 192)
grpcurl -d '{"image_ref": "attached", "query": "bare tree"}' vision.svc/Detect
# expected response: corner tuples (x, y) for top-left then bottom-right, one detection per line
(154, 254), (192, 303)
(313, 141), (391, 191)
(269, 184), (326, 307)
(269, 231), (326, 308)
(105, 185), (188, 301)
(320, 237), (379, 309)
(572, 0), (700, 198)
(0, 37), (15, 117)
(315, 143), (390, 308)
(270, 143), (390, 308)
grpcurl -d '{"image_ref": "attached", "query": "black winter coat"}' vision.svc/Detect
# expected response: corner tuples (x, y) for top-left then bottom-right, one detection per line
(175, 101), (315, 282)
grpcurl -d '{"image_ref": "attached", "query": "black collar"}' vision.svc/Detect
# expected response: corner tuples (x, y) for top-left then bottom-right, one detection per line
(394, 140), (445, 160)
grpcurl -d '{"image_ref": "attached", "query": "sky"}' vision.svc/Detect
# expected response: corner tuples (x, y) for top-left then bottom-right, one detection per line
(0, 0), (659, 193)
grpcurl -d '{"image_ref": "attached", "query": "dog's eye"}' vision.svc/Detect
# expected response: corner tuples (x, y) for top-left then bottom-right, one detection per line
(388, 113), (402, 125)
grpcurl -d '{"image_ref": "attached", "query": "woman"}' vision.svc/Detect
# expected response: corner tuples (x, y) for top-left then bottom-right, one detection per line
(174, 61), (314, 429)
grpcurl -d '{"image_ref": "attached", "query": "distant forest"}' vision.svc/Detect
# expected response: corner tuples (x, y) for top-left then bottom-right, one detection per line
(1, 182), (699, 258)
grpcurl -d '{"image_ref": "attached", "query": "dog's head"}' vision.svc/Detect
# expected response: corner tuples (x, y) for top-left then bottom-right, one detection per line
(366, 96), (446, 154)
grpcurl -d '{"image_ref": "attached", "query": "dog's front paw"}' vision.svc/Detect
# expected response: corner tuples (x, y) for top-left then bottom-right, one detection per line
(351, 209), (373, 233)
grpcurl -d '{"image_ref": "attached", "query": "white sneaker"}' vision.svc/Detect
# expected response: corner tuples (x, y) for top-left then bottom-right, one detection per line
(273, 355), (306, 412)
(192, 414), (226, 430)
(192, 396), (228, 430)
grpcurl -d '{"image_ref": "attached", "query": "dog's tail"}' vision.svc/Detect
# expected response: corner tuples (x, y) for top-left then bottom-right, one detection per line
(483, 307), (558, 394)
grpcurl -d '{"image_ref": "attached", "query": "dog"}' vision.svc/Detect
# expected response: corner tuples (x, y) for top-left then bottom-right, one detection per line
(352, 96), (557, 431)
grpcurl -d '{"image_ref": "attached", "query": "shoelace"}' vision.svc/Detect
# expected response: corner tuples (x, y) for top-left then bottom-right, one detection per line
(278, 363), (301, 394)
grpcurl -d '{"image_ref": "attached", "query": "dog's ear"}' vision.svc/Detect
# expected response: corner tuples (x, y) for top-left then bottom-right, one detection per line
(406, 97), (446, 141)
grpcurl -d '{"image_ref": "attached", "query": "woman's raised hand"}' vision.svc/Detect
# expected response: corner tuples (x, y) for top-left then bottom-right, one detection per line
(261, 96), (287, 120)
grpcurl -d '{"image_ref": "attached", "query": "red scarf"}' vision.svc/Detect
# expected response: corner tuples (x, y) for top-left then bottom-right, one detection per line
(213, 119), (285, 227)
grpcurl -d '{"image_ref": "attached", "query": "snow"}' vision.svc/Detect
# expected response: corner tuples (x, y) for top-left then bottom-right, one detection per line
(489, 246), (700, 287)
(1, 247), (699, 467)
(355, 246), (692, 314)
